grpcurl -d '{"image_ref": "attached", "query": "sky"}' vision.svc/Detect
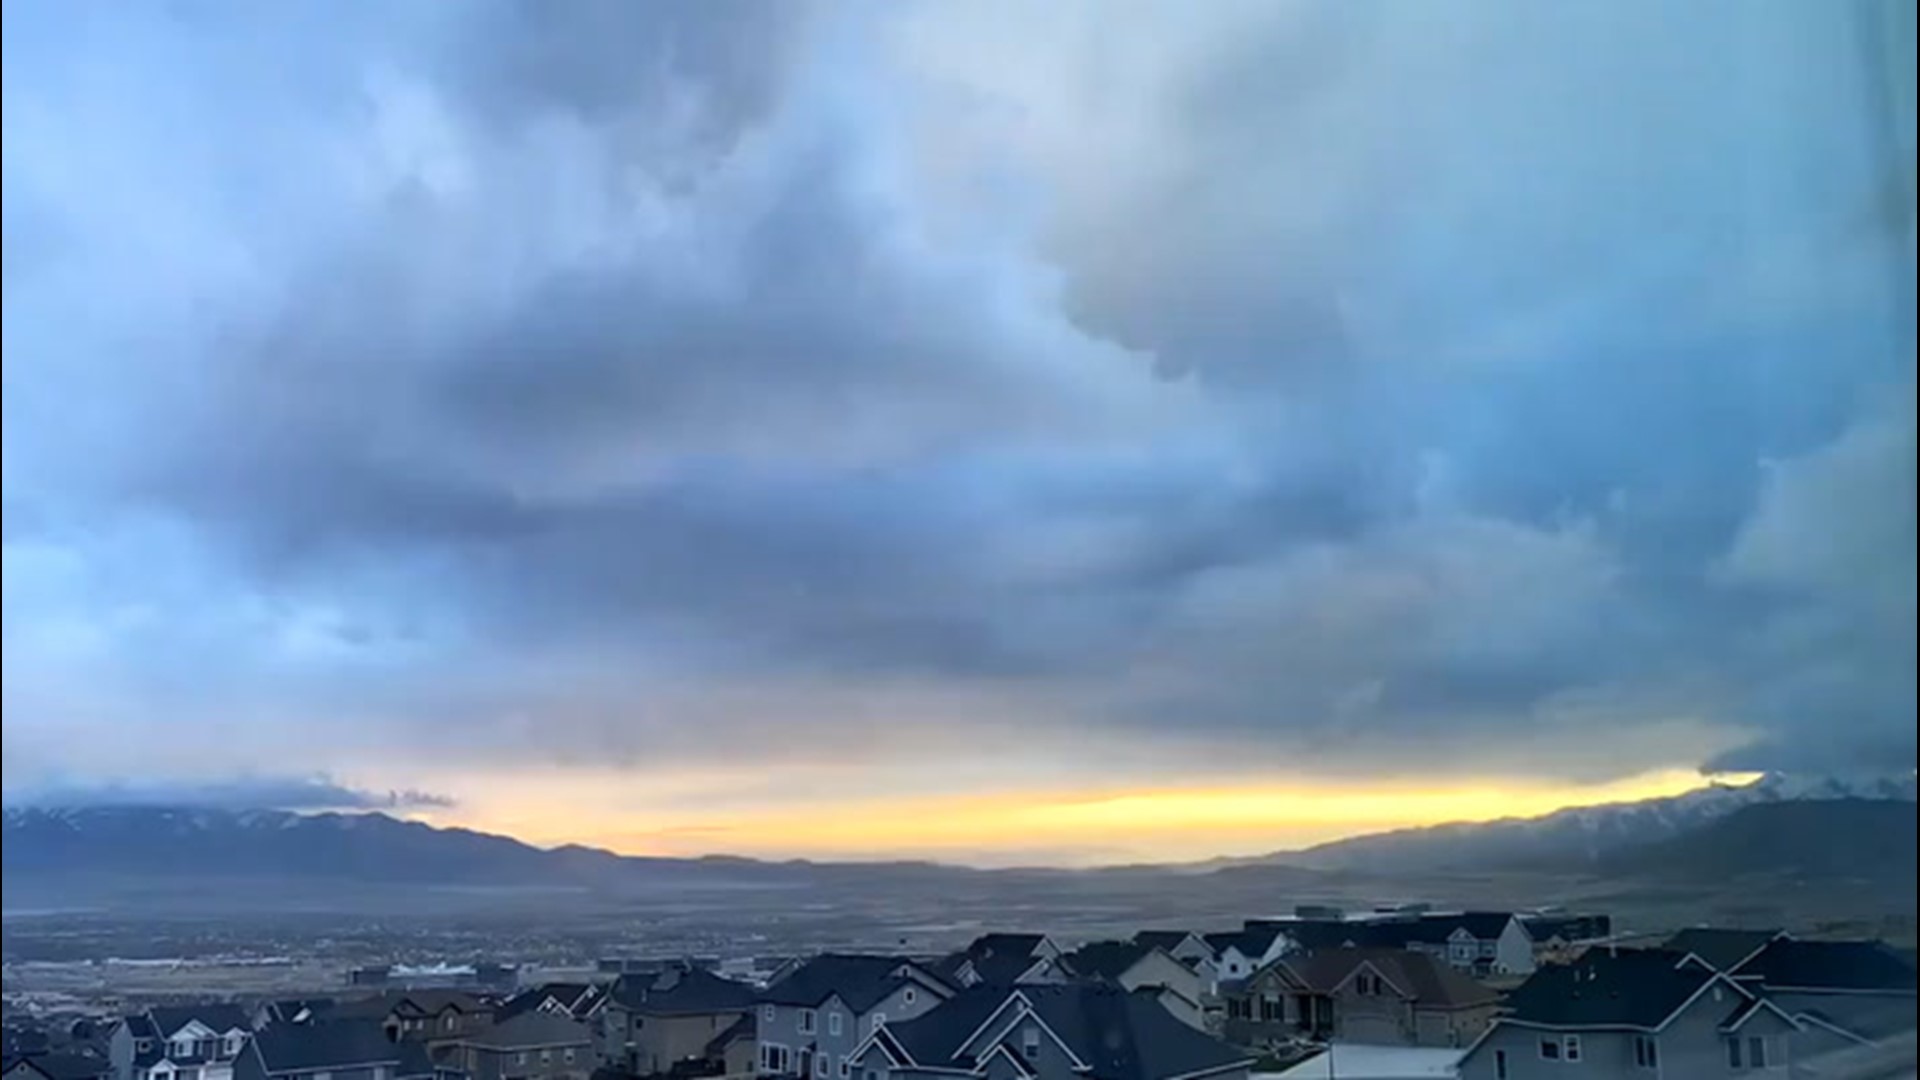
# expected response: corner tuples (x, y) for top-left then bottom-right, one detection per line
(2, 0), (1915, 867)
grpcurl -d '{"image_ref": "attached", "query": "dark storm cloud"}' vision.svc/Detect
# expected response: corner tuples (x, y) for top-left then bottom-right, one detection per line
(1, 0), (1914, 796)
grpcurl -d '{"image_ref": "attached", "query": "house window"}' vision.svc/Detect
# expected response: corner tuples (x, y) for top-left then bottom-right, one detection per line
(137, 1041), (153, 1054)
(814, 1055), (828, 1078)
(1748, 1037), (1768, 1069)
(515, 1053), (528, 1066)
(799, 1009), (817, 1034)
(828, 1013), (842, 1037)
(1259, 997), (1281, 1022)
(1564, 1036), (1581, 1062)
(443, 1015), (456, 1032)
(1634, 1036), (1659, 1069)
(869, 1013), (886, 1034)
(760, 1045), (791, 1074)
(763, 1006), (776, 1024)
(1539, 1038), (1561, 1061)
(563, 1050), (575, 1064)
(1494, 1050), (1508, 1080)
(1728, 1037), (1744, 1069)
(1021, 1026), (1040, 1062)
(903, 989), (915, 1006)
(539, 1050), (551, 1065)
(838, 1060), (850, 1079)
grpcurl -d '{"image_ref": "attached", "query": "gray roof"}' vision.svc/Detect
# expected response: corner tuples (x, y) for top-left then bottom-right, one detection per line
(703, 1015), (755, 1057)
(1663, 928), (1785, 972)
(327, 991), (489, 1022)
(1737, 939), (1918, 992)
(607, 969), (755, 1017)
(1061, 942), (1158, 982)
(761, 955), (944, 1012)
(1501, 949), (1724, 1029)
(251, 1021), (402, 1075)
(4, 1053), (112, 1080)
(461, 1013), (590, 1052)
(146, 1006), (251, 1038)
(1272, 950), (1499, 1009)
(1132, 931), (1205, 956)
(957, 936), (1051, 987)
(1204, 925), (1285, 958)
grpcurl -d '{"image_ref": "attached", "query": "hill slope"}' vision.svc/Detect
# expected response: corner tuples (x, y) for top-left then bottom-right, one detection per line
(1600, 798), (1918, 884)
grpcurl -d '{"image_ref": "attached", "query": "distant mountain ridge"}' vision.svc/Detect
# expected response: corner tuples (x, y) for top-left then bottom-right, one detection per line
(1261, 772), (1917, 873)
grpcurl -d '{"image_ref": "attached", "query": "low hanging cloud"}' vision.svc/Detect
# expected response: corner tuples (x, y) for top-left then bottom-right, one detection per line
(2, 774), (455, 812)
(1, 0), (1914, 809)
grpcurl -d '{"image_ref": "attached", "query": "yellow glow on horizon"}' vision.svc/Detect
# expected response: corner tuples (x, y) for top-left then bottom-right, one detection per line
(419, 766), (1755, 867)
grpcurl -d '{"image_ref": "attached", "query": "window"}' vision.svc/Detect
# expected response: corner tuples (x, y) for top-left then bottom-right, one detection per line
(1748, 1037), (1768, 1069)
(515, 1053), (528, 1067)
(1494, 1050), (1508, 1080)
(760, 1045), (791, 1074)
(443, 1015), (456, 1032)
(539, 1050), (551, 1065)
(1633, 1036), (1659, 1069)
(1021, 1026), (1040, 1061)
(1564, 1036), (1581, 1062)
(1259, 997), (1281, 1022)
(903, 989), (916, 1006)
(828, 1012), (842, 1037)
(1539, 1038), (1561, 1061)
(763, 1005), (776, 1023)
(1728, 1037), (1744, 1069)
(137, 1041), (153, 1054)
(563, 1050), (575, 1065)
(799, 1008), (816, 1034)
(838, 1060), (850, 1079)
(869, 1013), (886, 1034)
(814, 1055), (828, 1078)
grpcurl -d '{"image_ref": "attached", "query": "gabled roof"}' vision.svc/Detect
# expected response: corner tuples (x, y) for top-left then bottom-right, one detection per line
(1499, 949), (1739, 1030)
(1205, 925), (1285, 959)
(3, 1052), (112, 1080)
(607, 969), (756, 1017)
(327, 991), (488, 1022)
(258, 999), (336, 1026)
(965, 934), (1049, 959)
(496, 983), (596, 1022)
(1663, 928), (1786, 973)
(1273, 950), (1498, 1009)
(1735, 939), (1918, 993)
(761, 955), (946, 1013)
(1018, 985), (1251, 1080)
(147, 1005), (251, 1037)
(874, 986), (1010, 1065)
(460, 1012), (590, 1051)
(1133, 931), (1208, 957)
(703, 1014), (755, 1058)
(251, 1021), (402, 1074)
(958, 935), (1053, 987)
(1060, 941), (1159, 982)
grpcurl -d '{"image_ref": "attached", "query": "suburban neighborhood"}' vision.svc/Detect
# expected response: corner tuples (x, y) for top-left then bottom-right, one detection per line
(6, 909), (1913, 1080)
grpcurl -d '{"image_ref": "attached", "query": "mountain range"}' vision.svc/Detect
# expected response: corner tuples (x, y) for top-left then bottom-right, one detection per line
(2, 773), (1913, 904)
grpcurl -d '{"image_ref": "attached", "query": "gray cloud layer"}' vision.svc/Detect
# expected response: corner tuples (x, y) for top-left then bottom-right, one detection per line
(2, 0), (1914, 799)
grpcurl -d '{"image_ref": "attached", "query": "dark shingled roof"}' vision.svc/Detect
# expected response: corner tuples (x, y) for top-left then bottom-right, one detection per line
(146, 1006), (251, 1037)
(1663, 928), (1785, 973)
(1501, 949), (1725, 1029)
(327, 991), (489, 1022)
(462, 1012), (590, 1051)
(1061, 942), (1158, 982)
(1737, 939), (1918, 992)
(251, 1021), (402, 1074)
(4, 1052), (112, 1080)
(1278, 950), (1498, 1009)
(703, 1015), (755, 1058)
(608, 969), (756, 1017)
(1204, 925), (1285, 958)
(761, 955), (944, 1013)
(956, 935), (1051, 987)
(1133, 932), (1205, 956)
(881, 985), (1248, 1080)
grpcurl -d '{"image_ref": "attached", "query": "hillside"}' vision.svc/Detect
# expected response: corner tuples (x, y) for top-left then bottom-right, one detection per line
(1599, 798), (1918, 884)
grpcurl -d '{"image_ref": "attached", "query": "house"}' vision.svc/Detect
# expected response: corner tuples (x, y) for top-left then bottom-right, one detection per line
(756, 955), (953, 1078)
(851, 983), (1253, 1080)
(1131, 931), (1217, 970)
(4, 1052), (114, 1080)
(446, 1014), (590, 1080)
(1056, 943), (1205, 1029)
(1718, 938), (1917, 1062)
(110, 1005), (253, 1080)
(1664, 928), (1790, 974)
(1223, 950), (1498, 1050)
(937, 936), (1064, 990)
(1204, 927), (1292, 983)
(235, 1020), (449, 1080)
(1456, 948), (1799, 1080)
(597, 967), (756, 1077)
(250, 1002), (336, 1031)
(326, 993), (494, 1046)
(1268, 914), (1535, 978)
(702, 1017), (756, 1080)
(1519, 914), (1612, 964)
(496, 986), (602, 1026)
